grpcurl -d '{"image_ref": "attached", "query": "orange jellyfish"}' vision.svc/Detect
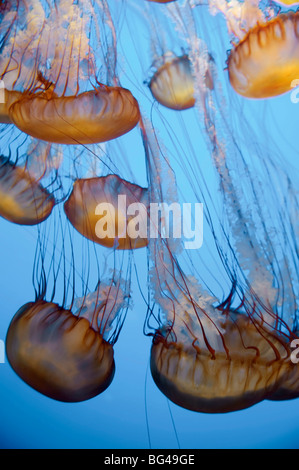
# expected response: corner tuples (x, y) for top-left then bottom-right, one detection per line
(64, 174), (148, 250)
(6, 275), (130, 402)
(148, 52), (214, 110)
(141, 106), (298, 413)
(5, 156), (132, 403)
(0, 156), (55, 225)
(139, 98), (298, 414)
(228, 12), (299, 98)
(149, 54), (196, 110)
(0, 0), (140, 144)
(6, 301), (114, 402)
(150, 305), (294, 413)
(9, 85), (141, 145)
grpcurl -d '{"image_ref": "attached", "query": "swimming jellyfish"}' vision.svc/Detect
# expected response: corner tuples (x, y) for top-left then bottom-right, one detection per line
(6, 232), (131, 402)
(148, 52), (214, 110)
(0, 155), (55, 225)
(0, 1), (140, 144)
(208, 1), (299, 98)
(64, 174), (149, 250)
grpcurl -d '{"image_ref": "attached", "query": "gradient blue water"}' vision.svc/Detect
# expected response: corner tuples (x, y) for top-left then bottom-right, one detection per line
(0, 0), (299, 449)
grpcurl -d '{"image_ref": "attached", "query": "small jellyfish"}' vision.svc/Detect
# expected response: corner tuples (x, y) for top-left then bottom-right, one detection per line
(64, 174), (148, 249)
(228, 12), (299, 98)
(0, 156), (55, 225)
(148, 53), (214, 110)
(149, 54), (196, 110)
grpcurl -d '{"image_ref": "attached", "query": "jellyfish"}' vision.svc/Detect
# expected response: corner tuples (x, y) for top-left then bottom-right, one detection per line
(149, 54), (196, 110)
(6, 300), (114, 402)
(148, 53), (215, 110)
(150, 308), (295, 413)
(0, 0), (140, 144)
(208, 1), (299, 98)
(0, 155), (55, 225)
(140, 109), (299, 413)
(228, 12), (299, 98)
(135, 0), (299, 412)
(5, 197), (132, 402)
(64, 174), (149, 250)
(131, 1), (214, 111)
(6, 281), (129, 403)
(9, 85), (141, 145)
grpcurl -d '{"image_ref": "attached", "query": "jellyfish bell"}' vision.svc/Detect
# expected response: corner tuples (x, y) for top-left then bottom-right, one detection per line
(9, 85), (141, 145)
(0, 156), (55, 225)
(149, 54), (196, 110)
(64, 174), (149, 250)
(228, 12), (299, 98)
(148, 52), (214, 110)
(0, 1), (140, 144)
(150, 309), (294, 413)
(6, 300), (115, 402)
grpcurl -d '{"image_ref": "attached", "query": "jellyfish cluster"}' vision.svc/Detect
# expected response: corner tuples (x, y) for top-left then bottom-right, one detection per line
(0, 0), (298, 427)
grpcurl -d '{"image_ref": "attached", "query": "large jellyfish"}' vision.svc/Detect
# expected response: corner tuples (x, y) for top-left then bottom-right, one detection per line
(0, 1), (140, 144)
(228, 12), (299, 98)
(209, 0), (299, 98)
(139, 115), (298, 413)
(6, 300), (115, 402)
(150, 310), (296, 413)
(130, 0), (299, 414)
(6, 198), (132, 402)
